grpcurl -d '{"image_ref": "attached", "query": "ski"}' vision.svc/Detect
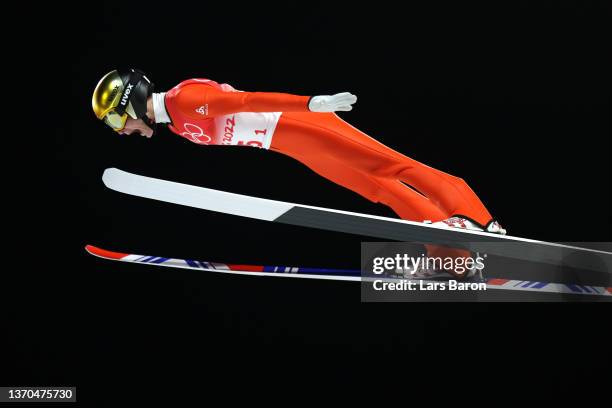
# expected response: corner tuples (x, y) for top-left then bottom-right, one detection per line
(86, 245), (612, 297)
(102, 168), (612, 274)
(86, 245), (360, 282)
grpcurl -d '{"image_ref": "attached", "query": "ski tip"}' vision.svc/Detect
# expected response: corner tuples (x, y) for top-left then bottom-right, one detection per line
(85, 244), (129, 260)
(102, 168), (122, 188)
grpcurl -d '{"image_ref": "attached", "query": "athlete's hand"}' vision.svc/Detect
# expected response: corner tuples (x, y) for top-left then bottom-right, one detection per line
(308, 92), (357, 112)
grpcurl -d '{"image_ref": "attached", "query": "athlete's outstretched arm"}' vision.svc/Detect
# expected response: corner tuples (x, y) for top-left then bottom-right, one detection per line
(174, 84), (357, 117)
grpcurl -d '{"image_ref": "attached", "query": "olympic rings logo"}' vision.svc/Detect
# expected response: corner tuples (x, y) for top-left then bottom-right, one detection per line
(181, 123), (212, 145)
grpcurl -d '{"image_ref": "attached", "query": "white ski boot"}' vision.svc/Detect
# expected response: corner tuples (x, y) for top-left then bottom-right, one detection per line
(425, 216), (507, 235)
(420, 216), (506, 280)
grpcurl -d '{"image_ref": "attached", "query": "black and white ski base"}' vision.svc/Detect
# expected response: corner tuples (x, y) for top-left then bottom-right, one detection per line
(102, 168), (612, 274)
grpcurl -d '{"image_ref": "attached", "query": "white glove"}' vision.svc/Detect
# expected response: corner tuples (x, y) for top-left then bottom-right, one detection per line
(308, 92), (357, 112)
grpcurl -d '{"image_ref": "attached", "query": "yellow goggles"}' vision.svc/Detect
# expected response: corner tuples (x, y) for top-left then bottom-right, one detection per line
(103, 110), (128, 131)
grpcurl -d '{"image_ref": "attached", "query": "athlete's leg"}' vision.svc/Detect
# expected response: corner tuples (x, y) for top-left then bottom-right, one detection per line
(271, 112), (447, 221)
(286, 150), (448, 221)
(271, 112), (493, 226)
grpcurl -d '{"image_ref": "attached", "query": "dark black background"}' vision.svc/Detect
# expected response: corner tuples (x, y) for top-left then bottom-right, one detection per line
(6, 0), (611, 404)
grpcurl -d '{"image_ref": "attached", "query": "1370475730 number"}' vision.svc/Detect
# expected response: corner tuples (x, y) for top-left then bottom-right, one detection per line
(3, 387), (75, 402)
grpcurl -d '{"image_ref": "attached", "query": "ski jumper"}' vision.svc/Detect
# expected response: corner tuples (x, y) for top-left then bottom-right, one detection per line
(161, 79), (494, 227)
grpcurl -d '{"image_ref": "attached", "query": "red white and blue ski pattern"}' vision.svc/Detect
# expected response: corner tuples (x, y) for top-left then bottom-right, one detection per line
(86, 245), (359, 281)
(85, 245), (612, 297)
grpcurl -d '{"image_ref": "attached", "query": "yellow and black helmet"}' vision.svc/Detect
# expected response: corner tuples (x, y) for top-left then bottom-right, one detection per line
(92, 68), (154, 131)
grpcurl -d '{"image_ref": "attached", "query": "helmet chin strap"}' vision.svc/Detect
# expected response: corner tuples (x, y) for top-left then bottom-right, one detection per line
(125, 101), (156, 136)
(134, 71), (156, 136)
(143, 115), (157, 136)
(116, 69), (156, 135)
